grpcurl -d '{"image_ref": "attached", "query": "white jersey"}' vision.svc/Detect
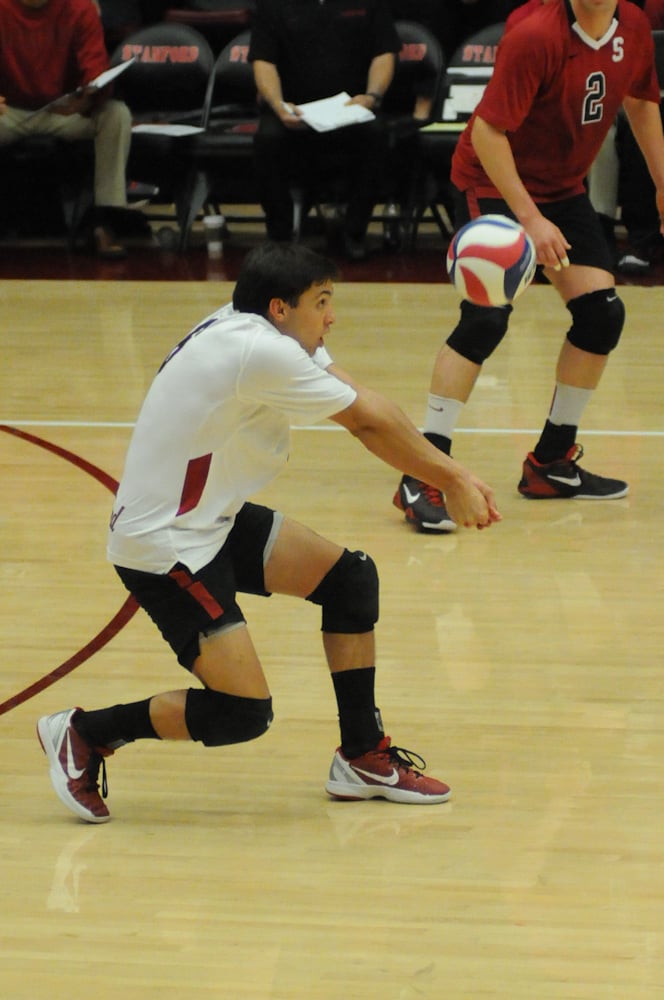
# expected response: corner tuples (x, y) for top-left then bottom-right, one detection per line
(107, 303), (357, 574)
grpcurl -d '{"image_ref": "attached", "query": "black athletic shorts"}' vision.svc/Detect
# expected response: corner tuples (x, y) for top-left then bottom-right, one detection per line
(115, 502), (282, 671)
(452, 188), (615, 274)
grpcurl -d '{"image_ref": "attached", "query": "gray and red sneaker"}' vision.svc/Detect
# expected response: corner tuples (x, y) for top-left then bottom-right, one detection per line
(37, 708), (113, 823)
(393, 475), (457, 533)
(326, 736), (451, 804)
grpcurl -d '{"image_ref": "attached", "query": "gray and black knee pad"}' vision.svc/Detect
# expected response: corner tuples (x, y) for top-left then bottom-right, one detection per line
(185, 689), (273, 746)
(566, 288), (625, 355)
(306, 548), (379, 633)
(446, 299), (512, 365)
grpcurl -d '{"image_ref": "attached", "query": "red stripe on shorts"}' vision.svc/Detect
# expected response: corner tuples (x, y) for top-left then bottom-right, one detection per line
(169, 567), (225, 617)
(177, 453), (212, 516)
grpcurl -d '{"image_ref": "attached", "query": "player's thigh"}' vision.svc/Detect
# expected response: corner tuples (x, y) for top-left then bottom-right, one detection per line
(193, 622), (269, 700)
(545, 263), (614, 302)
(264, 516), (344, 599)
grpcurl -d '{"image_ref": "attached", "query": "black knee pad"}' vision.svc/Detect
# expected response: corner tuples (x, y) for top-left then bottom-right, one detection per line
(306, 548), (379, 633)
(446, 299), (512, 365)
(185, 689), (273, 747)
(566, 288), (625, 355)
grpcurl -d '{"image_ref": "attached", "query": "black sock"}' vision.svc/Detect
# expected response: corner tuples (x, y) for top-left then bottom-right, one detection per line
(532, 420), (576, 464)
(331, 666), (384, 758)
(74, 698), (159, 750)
(424, 430), (452, 456)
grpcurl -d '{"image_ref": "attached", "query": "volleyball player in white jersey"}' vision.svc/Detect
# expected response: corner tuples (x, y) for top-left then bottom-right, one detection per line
(37, 242), (500, 823)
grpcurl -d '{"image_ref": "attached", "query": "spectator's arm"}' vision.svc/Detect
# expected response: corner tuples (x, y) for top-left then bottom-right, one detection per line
(253, 59), (304, 127)
(365, 52), (396, 104)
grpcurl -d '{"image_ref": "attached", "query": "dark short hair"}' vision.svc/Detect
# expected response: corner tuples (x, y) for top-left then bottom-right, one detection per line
(232, 242), (339, 315)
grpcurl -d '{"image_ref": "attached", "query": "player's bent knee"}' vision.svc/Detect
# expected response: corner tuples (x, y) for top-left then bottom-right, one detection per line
(566, 288), (624, 355)
(185, 689), (273, 746)
(306, 548), (379, 633)
(446, 299), (512, 364)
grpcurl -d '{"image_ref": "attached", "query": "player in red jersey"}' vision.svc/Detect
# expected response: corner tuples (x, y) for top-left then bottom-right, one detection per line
(393, 0), (664, 532)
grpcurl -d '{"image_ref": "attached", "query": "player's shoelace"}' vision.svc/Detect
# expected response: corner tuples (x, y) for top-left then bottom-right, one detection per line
(420, 483), (446, 507)
(381, 744), (428, 775)
(86, 754), (109, 798)
(564, 443), (584, 468)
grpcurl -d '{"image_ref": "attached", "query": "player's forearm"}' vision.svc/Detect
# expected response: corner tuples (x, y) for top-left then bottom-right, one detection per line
(332, 386), (466, 492)
(470, 116), (541, 227)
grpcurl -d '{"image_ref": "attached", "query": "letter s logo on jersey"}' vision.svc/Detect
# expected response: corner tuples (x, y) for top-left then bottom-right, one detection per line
(613, 36), (624, 63)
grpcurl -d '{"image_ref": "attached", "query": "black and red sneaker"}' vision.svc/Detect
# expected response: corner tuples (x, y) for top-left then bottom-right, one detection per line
(518, 444), (628, 499)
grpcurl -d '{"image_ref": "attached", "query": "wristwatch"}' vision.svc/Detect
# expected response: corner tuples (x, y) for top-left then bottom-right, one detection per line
(367, 92), (382, 110)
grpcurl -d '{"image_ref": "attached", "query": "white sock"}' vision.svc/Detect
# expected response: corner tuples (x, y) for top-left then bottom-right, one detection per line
(424, 394), (464, 439)
(548, 383), (593, 427)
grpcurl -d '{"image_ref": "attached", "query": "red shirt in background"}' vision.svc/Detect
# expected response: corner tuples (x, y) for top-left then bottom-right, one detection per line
(0, 0), (109, 110)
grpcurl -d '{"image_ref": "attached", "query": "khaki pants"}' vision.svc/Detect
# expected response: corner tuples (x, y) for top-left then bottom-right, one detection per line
(0, 99), (132, 208)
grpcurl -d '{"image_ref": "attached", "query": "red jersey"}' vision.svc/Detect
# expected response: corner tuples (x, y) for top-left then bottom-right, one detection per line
(451, 0), (660, 201)
(0, 0), (109, 110)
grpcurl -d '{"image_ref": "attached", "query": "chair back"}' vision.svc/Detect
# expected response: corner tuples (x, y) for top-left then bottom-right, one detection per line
(111, 22), (216, 121)
(385, 20), (445, 119)
(435, 22), (504, 123)
(204, 29), (257, 123)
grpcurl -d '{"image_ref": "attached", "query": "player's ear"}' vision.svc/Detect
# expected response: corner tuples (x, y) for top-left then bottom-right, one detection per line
(267, 297), (289, 325)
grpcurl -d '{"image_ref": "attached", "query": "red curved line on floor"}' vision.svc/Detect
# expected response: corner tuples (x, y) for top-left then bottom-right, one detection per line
(0, 595), (138, 716)
(0, 423), (120, 492)
(0, 424), (139, 715)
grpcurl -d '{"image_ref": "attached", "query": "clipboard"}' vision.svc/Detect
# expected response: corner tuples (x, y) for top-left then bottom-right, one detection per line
(22, 59), (135, 123)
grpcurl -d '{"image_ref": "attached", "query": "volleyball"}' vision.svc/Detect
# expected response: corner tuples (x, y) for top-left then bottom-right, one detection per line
(446, 214), (537, 307)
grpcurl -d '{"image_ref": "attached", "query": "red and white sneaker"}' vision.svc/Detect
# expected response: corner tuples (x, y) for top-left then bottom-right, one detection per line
(37, 708), (113, 823)
(326, 736), (451, 804)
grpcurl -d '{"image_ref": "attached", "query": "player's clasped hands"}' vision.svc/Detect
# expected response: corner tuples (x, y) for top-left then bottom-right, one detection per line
(444, 475), (502, 531)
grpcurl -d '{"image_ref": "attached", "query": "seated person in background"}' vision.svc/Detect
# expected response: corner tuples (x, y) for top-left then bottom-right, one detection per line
(0, 0), (133, 258)
(249, 0), (400, 260)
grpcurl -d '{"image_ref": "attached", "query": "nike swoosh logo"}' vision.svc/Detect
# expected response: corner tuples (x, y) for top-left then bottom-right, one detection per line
(352, 766), (400, 786)
(403, 484), (421, 504)
(606, 295), (617, 302)
(66, 731), (85, 779)
(548, 474), (582, 487)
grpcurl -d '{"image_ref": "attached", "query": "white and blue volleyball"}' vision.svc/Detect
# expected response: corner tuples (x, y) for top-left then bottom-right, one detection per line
(446, 214), (537, 307)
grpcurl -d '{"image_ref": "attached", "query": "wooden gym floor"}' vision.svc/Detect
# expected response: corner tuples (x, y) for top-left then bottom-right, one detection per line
(1, 231), (663, 999)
